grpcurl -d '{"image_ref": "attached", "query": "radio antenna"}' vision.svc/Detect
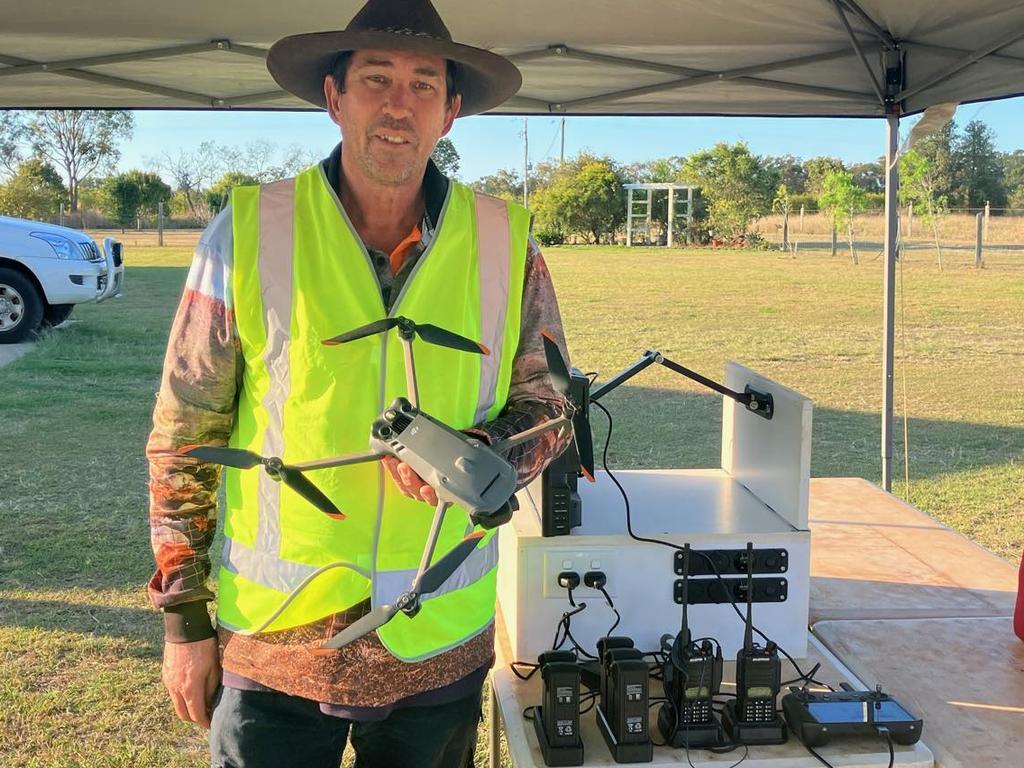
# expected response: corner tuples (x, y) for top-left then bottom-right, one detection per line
(680, 543), (692, 648)
(743, 541), (754, 652)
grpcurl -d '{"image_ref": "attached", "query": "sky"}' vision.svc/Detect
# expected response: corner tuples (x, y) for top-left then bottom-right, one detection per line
(118, 95), (1024, 184)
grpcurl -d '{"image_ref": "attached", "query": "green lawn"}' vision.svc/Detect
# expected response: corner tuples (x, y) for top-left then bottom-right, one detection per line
(0, 244), (1021, 767)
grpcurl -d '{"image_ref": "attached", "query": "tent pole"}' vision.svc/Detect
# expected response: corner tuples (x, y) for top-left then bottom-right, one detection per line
(882, 112), (899, 492)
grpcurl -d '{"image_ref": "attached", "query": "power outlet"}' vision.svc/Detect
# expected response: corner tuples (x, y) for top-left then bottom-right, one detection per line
(543, 549), (617, 599)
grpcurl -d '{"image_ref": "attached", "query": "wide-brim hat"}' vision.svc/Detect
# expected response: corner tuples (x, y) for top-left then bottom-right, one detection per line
(267, 0), (522, 116)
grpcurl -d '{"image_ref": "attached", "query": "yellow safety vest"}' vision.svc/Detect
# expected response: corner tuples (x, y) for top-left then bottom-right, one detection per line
(218, 162), (529, 661)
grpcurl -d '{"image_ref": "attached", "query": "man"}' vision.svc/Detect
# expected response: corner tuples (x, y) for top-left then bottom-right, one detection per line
(145, 1), (571, 766)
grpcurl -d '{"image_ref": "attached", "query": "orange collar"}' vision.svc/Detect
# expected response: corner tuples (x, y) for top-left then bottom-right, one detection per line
(389, 224), (422, 276)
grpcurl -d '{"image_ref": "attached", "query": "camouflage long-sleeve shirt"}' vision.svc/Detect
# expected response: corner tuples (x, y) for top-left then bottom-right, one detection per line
(146, 152), (571, 713)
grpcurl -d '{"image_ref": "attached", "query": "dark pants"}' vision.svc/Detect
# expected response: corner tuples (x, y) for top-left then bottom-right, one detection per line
(209, 685), (482, 768)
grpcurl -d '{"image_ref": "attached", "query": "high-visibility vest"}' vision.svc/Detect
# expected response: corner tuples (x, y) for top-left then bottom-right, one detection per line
(218, 162), (529, 661)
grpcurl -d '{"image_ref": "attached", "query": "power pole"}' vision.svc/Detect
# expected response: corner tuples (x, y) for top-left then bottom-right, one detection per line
(560, 116), (565, 164)
(522, 117), (529, 207)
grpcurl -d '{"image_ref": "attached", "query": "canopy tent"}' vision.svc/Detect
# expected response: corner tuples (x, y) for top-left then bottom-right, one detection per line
(2, 0), (1023, 488)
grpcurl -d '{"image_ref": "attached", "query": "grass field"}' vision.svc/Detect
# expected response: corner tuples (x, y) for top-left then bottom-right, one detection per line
(1, 242), (1022, 767)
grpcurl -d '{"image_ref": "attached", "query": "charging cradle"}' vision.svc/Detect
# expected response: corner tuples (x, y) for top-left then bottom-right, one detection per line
(656, 703), (725, 749)
(721, 700), (788, 745)
(533, 706), (584, 767)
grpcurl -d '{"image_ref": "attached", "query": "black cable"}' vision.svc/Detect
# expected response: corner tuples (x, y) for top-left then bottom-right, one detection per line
(551, 601), (587, 653)
(511, 661), (540, 681)
(878, 726), (895, 768)
(598, 585), (621, 636)
(804, 744), (837, 768)
(593, 400), (832, 692)
(726, 745), (750, 767)
(579, 691), (598, 715)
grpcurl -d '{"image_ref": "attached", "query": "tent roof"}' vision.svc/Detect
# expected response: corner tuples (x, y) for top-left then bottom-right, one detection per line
(1, 0), (1022, 116)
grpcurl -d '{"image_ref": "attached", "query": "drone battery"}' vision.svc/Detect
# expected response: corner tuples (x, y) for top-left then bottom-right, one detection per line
(601, 648), (642, 719)
(534, 659), (584, 766)
(541, 456), (582, 537)
(597, 658), (653, 762)
(597, 638), (637, 705)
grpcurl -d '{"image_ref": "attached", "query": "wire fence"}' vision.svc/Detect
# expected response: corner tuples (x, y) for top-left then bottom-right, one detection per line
(756, 208), (1024, 245)
(32, 207), (211, 232)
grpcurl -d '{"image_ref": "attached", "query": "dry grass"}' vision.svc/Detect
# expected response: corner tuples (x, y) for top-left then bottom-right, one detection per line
(756, 210), (1024, 244)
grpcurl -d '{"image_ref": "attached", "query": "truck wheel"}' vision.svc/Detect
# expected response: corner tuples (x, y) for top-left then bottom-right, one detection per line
(44, 303), (74, 327)
(0, 267), (44, 344)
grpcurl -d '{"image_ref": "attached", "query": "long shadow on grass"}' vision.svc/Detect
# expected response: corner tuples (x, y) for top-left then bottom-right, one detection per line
(0, 597), (162, 655)
(583, 384), (1024, 482)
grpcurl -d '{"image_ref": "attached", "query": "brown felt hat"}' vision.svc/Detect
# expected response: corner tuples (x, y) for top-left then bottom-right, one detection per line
(267, 0), (522, 116)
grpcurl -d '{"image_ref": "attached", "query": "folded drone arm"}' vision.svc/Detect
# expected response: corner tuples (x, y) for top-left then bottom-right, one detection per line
(289, 450), (385, 472)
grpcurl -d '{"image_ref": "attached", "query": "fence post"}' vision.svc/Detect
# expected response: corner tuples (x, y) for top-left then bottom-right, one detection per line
(782, 209), (789, 251)
(984, 201), (990, 239)
(799, 205), (804, 233)
(830, 226), (837, 257)
(59, 203), (64, 226)
(975, 212), (984, 269)
(907, 202), (913, 237)
(158, 202), (165, 247)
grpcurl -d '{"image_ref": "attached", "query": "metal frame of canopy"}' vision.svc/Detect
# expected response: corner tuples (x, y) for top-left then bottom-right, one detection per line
(2, 1), (1024, 489)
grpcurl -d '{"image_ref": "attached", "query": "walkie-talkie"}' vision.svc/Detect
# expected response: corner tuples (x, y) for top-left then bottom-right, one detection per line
(658, 544), (725, 748)
(723, 542), (787, 744)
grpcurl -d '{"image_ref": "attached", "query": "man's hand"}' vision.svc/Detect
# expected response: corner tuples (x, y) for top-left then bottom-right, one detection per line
(162, 637), (221, 729)
(382, 455), (439, 506)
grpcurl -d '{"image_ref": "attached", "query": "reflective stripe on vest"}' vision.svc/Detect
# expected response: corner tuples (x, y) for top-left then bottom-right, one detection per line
(218, 164), (529, 661)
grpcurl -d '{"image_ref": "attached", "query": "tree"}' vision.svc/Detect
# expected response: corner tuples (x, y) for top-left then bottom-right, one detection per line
(532, 153), (626, 243)
(206, 171), (260, 212)
(803, 156), (846, 195)
(772, 184), (793, 249)
(817, 170), (868, 264)
(912, 120), (957, 204)
(682, 142), (778, 243)
(848, 159), (885, 192)
(0, 111), (26, 179)
(0, 158), (67, 220)
(279, 144), (321, 178)
(122, 170), (172, 217)
(470, 168), (522, 202)
(900, 149), (948, 267)
(764, 154), (808, 194)
(101, 174), (143, 232)
(952, 120), (1005, 208)
(155, 142), (223, 221)
(26, 110), (133, 211)
(430, 137), (460, 177)
(1001, 150), (1024, 209)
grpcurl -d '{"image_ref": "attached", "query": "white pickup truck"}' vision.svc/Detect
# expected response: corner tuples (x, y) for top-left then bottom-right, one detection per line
(0, 216), (124, 343)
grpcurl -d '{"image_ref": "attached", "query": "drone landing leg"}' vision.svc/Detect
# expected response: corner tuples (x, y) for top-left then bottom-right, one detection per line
(412, 500), (452, 594)
(400, 335), (420, 408)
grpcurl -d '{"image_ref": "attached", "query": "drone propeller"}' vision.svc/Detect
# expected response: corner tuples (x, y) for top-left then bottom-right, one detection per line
(181, 445), (345, 520)
(323, 316), (489, 356)
(415, 530), (487, 595)
(539, 332), (596, 481)
(321, 530), (487, 649)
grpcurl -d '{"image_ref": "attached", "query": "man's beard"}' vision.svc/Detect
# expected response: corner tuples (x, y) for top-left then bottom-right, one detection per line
(358, 120), (422, 186)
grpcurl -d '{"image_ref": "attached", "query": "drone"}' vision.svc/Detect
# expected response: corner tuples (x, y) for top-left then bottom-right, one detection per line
(181, 315), (592, 649)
